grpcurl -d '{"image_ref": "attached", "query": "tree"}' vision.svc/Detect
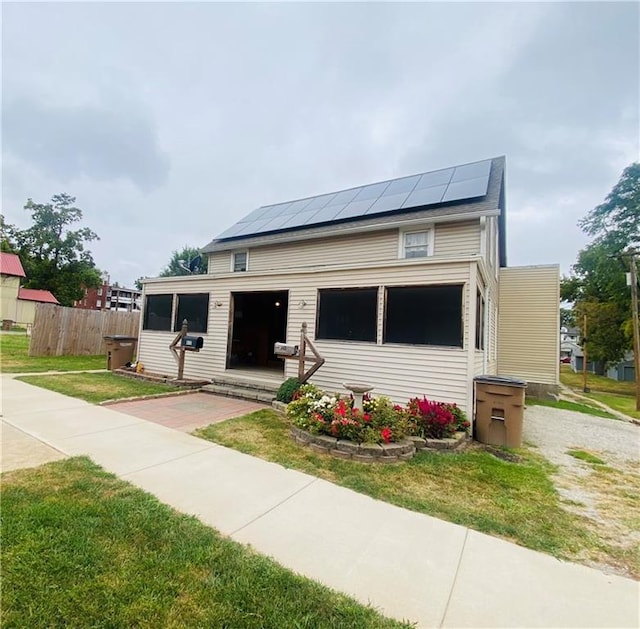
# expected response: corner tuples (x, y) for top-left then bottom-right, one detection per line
(159, 246), (206, 277)
(564, 163), (638, 366)
(9, 194), (102, 306)
(134, 276), (148, 291)
(580, 162), (640, 249)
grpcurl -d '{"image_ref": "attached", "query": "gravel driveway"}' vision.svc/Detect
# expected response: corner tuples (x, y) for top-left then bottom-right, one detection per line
(523, 405), (640, 471)
(523, 405), (639, 578)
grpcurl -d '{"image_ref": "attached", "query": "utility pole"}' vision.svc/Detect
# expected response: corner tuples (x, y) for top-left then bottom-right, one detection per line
(582, 314), (589, 393)
(628, 253), (640, 411)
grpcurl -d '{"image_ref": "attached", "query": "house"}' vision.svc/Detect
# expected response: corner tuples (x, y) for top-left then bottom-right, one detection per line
(0, 252), (59, 326)
(75, 274), (142, 312)
(136, 156), (560, 413)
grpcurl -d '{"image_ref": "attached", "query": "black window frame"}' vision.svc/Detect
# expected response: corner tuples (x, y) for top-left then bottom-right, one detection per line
(475, 289), (485, 350)
(316, 287), (378, 343)
(173, 293), (210, 333)
(143, 294), (174, 331)
(384, 284), (464, 347)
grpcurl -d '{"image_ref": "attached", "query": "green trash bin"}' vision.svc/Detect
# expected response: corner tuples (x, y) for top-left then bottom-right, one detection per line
(104, 335), (138, 371)
(474, 376), (527, 447)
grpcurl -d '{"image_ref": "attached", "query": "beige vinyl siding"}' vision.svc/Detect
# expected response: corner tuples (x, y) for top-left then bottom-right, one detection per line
(474, 351), (485, 376)
(207, 221), (482, 274)
(138, 261), (475, 410)
(497, 265), (560, 385)
(433, 220), (480, 257)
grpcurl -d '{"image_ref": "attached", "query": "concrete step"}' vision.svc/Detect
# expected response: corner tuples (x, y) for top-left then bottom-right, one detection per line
(201, 383), (277, 404)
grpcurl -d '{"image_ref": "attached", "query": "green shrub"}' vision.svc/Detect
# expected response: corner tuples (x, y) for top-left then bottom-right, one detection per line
(276, 377), (302, 403)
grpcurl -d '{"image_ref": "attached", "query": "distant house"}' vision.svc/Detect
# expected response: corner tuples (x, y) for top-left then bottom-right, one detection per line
(136, 157), (560, 413)
(0, 252), (59, 326)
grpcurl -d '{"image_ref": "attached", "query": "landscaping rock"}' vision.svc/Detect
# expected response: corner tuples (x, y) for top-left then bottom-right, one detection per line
(380, 443), (404, 457)
(336, 440), (360, 454)
(360, 443), (383, 457)
(353, 454), (377, 463)
(309, 443), (329, 454)
(313, 435), (338, 449)
(330, 449), (352, 460)
(407, 436), (427, 450)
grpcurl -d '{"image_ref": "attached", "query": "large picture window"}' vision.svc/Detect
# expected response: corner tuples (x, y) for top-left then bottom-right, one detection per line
(317, 288), (378, 342)
(384, 285), (463, 347)
(143, 294), (173, 331)
(174, 293), (209, 333)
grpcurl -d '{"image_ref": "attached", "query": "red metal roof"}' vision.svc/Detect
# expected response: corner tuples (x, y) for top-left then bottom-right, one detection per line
(18, 288), (59, 304)
(0, 252), (26, 277)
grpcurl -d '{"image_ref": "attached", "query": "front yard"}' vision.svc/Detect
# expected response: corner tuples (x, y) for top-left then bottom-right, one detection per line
(1, 457), (407, 629)
(195, 408), (639, 577)
(0, 333), (105, 373)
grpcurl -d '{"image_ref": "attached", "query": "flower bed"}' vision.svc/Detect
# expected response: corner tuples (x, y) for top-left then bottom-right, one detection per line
(285, 384), (470, 462)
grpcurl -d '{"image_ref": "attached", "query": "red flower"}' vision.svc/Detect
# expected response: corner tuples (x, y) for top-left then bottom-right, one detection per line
(336, 400), (347, 417)
(381, 427), (392, 443)
(363, 413), (371, 423)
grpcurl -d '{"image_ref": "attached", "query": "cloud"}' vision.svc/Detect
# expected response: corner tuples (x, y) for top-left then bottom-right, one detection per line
(2, 97), (170, 192)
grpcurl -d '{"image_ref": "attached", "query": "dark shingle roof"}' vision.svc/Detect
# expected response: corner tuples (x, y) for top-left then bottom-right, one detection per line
(203, 156), (506, 264)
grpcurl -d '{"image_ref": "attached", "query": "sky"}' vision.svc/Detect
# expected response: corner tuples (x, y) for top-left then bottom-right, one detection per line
(2, 2), (639, 289)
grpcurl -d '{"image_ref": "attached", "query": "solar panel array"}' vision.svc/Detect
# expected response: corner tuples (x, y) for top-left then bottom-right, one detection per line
(216, 159), (492, 241)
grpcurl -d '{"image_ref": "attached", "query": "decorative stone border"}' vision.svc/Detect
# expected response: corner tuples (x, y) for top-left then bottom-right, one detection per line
(290, 427), (416, 463)
(113, 368), (210, 389)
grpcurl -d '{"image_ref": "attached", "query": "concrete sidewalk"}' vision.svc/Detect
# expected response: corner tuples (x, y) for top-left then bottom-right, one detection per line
(1, 376), (638, 628)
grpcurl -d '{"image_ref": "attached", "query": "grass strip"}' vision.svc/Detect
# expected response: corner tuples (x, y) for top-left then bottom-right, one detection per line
(195, 409), (600, 561)
(585, 392), (639, 420)
(559, 365), (634, 397)
(567, 450), (606, 465)
(526, 397), (616, 419)
(17, 372), (178, 403)
(1, 334), (106, 373)
(1, 457), (409, 629)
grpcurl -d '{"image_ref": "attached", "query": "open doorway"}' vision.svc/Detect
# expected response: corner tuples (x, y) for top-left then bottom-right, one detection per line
(227, 291), (288, 372)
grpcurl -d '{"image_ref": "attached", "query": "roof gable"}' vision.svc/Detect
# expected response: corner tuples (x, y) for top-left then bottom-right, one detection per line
(18, 288), (59, 304)
(203, 156), (506, 259)
(0, 252), (26, 277)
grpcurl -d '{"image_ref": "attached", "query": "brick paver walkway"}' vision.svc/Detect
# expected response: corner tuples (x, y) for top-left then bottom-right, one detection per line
(109, 392), (267, 432)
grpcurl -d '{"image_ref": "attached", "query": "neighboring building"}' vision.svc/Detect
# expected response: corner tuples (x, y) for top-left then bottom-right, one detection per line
(136, 156), (560, 413)
(606, 352), (635, 382)
(75, 275), (141, 312)
(0, 252), (59, 325)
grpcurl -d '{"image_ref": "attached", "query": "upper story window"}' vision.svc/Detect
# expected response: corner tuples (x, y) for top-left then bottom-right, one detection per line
(400, 229), (433, 259)
(97, 288), (103, 296)
(232, 251), (248, 272)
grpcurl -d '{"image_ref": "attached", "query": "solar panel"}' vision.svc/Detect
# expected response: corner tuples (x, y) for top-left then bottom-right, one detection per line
(216, 159), (493, 241)
(442, 177), (489, 202)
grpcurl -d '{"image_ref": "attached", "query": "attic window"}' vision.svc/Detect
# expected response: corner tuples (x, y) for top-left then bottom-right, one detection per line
(400, 229), (433, 259)
(232, 251), (248, 272)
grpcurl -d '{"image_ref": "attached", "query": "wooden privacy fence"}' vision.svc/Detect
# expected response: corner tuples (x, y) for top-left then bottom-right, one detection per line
(29, 303), (140, 357)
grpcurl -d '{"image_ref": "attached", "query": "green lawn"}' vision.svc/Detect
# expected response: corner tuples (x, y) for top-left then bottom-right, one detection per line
(194, 409), (604, 563)
(1, 333), (105, 373)
(17, 372), (178, 403)
(1, 458), (407, 629)
(527, 396), (616, 419)
(560, 364), (634, 396)
(586, 391), (640, 420)
(559, 365), (638, 419)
